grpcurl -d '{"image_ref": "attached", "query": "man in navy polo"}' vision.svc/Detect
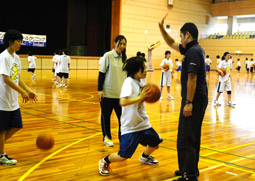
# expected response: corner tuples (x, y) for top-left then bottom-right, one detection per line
(159, 14), (208, 181)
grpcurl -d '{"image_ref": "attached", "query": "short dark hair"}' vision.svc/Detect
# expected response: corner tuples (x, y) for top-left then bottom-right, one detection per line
(216, 55), (220, 59)
(165, 50), (171, 56)
(180, 23), (198, 41)
(175, 59), (179, 61)
(136, 51), (141, 57)
(54, 49), (60, 55)
(28, 51), (33, 56)
(62, 49), (68, 55)
(3, 29), (23, 48)
(206, 55), (209, 58)
(123, 57), (145, 78)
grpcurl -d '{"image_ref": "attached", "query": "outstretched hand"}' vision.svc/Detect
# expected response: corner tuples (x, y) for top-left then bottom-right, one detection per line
(159, 13), (168, 30)
(28, 92), (38, 103)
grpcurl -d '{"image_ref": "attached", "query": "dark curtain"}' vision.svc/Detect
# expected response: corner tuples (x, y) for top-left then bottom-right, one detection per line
(67, 0), (87, 47)
(87, 0), (112, 56)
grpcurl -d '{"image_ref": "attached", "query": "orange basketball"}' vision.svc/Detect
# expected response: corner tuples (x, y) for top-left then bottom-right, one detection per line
(163, 64), (169, 71)
(143, 83), (161, 103)
(36, 134), (54, 150)
(218, 68), (226, 77)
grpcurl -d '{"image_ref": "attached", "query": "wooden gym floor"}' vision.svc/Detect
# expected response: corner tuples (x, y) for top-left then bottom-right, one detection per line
(0, 69), (254, 181)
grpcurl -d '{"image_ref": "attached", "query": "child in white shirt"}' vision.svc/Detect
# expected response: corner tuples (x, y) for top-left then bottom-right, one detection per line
(160, 50), (174, 100)
(0, 29), (37, 165)
(99, 56), (162, 176)
(58, 49), (71, 88)
(214, 52), (235, 107)
(27, 51), (36, 79)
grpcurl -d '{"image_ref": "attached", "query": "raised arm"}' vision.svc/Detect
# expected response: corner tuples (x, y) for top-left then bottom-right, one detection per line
(158, 14), (180, 52)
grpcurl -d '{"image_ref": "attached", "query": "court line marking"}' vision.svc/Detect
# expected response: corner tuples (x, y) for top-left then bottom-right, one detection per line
(163, 154), (255, 181)
(23, 108), (255, 161)
(18, 132), (102, 181)
(202, 142), (255, 157)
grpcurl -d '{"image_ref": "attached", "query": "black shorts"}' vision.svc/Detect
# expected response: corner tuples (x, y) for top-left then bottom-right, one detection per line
(250, 67), (254, 73)
(59, 72), (69, 79)
(0, 108), (23, 131)
(27, 68), (35, 73)
(237, 66), (241, 71)
(52, 68), (55, 73)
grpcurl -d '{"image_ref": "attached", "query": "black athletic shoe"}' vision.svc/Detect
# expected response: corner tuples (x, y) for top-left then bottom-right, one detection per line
(175, 170), (200, 177)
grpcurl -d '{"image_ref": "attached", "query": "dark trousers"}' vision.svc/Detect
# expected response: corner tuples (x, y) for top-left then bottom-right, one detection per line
(177, 96), (208, 179)
(100, 97), (121, 141)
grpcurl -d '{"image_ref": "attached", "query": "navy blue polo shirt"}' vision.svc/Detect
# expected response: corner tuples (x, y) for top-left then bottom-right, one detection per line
(179, 40), (208, 100)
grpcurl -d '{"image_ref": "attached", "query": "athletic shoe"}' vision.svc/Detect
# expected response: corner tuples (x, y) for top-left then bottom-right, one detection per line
(52, 78), (56, 81)
(175, 170), (200, 177)
(139, 155), (158, 165)
(160, 96), (163, 100)
(99, 159), (110, 176)
(228, 102), (236, 107)
(167, 94), (174, 100)
(103, 136), (114, 147)
(0, 154), (17, 165)
(214, 100), (221, 106)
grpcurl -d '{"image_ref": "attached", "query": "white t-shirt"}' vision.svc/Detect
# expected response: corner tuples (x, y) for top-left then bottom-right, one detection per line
(54, 55), (61, 73)
(245, 60), (250, 68)
(99, 49), (127, 98)
(120, 77), (151, 135)
(52, 55), (57, 69)
(228, 59), (233, 69)
(28, 56), (36, 68)
(176, 61), (182, 67)
(217, 59), (221, 65)
(99, 57), (103, 64)
(59, 55), (70, 73)
(205, 58), (212, 65)
(0, 49), (21, 111)
(250, 61), (254, 67)
(160, 58), (173, 72)
(237, 61), (241, 66)
(217, 60), (231, 82)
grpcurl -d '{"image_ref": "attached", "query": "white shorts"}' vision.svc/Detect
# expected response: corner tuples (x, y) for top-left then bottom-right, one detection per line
(160, 71), (172, 87)
(217, 79), (231, 93)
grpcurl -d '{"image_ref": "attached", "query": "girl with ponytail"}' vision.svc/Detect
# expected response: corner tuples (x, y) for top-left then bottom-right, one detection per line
(97, 35), (127, 147)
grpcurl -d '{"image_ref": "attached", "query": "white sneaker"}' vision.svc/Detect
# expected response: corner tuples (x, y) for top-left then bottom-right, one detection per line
(0, 153), (17, 165)
(99, 159), (110, 176)
(103, 136), (114, 147)
(228, 102), (236, 107)
(167, 94), (174, 100)
(139, 155), (158, 165)
(52, 78), (56, 81)
(214, 100), (221, 106)
(160, 96), (163, 100)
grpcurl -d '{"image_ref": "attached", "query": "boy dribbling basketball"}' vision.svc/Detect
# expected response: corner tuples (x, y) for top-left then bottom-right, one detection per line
(99, 57), (163, 176)
(0, 29), (37, 165)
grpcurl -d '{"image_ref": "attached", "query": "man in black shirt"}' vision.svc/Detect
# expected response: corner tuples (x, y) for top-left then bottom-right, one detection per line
(159, 14), (208, 181)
